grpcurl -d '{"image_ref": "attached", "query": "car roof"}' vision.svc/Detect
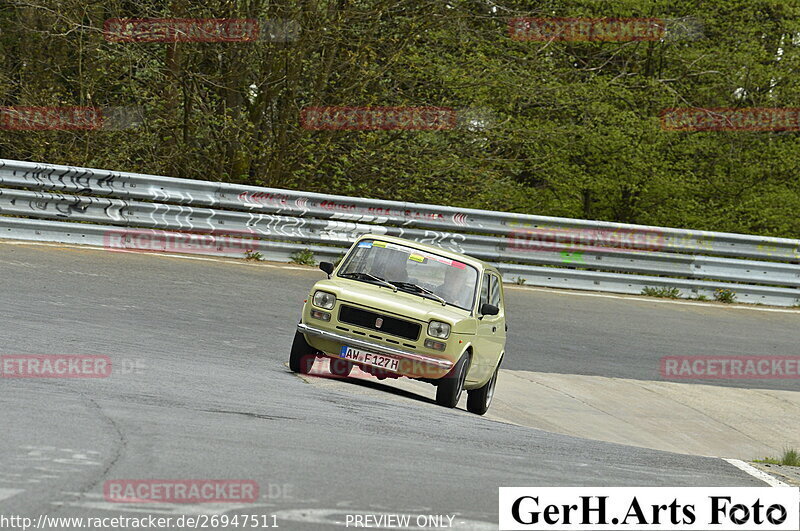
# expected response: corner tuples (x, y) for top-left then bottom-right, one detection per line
(353, 234), (498, 275)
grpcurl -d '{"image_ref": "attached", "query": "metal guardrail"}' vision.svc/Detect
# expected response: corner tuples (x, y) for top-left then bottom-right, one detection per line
(1, 158), (799, 306)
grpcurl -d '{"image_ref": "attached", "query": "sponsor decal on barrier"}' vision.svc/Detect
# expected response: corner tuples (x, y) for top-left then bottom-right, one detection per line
(103, 18), (299, 42)
(234, 192), (456, 224)
(661, 108), (800, 132)
(237, 191), (295, 206)
(103, 479), (259, 503)
(0, 355), (112, 378)
(300, 106), (457, 131)
(661, 356), (800, 380)
(499, 487), (799, 530)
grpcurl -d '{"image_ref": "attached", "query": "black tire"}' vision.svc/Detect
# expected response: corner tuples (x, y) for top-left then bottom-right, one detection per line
(329, 357), (353, 377)
(289, 331), (315, 374)
(467, 363), (499, 415)
(435, 354), (469, 408)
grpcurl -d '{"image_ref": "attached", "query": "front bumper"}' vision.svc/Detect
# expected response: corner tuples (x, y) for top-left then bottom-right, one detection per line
(297, 323), (454, 378)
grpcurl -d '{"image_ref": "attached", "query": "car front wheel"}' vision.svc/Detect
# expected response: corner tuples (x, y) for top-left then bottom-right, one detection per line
(289, 331), (315, 374)
(467, 363), (499, 415)
(435, 354), (469, 408)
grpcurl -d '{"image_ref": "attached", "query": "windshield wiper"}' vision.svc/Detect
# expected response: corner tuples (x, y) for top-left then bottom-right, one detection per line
(340, 272), (397, 291)
(391, 282), (447, 306)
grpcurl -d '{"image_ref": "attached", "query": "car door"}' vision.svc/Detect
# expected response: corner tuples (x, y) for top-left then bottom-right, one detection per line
(485, 272), (506, 366)
(488, 272), (506, 365)
(472, 272), (505, 383)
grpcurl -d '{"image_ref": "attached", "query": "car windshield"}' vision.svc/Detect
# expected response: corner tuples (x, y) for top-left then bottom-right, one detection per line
(338, 239), (478, 311)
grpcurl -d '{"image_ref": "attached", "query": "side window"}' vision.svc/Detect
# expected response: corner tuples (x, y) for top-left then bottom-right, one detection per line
(489, 274), (501, 309)
(479, 273), (490, 310)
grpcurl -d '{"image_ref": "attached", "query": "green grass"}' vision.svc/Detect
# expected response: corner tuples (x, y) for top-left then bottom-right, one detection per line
(290, 248), (316, 266)
(755, 448), (800, 467)
(713, 288), (737, 304)
(243, 249), (263, 261)
(641, 286), (682, 299)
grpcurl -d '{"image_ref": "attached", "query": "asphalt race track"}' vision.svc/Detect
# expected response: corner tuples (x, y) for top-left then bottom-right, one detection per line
(0, 242), (794, 530)
(503, 287), (800, 392)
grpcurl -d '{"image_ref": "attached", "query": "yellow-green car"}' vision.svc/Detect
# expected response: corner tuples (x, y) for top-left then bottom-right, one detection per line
(289, 234), (506, 415)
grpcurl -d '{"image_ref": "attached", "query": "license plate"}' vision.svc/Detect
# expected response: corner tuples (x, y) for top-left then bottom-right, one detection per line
(339, 346), (400, 372)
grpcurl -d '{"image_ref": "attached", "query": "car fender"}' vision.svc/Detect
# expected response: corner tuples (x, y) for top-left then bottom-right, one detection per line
(466, 349), (504, 389)
(461, 344), (484, 385)
(493, 351), (505, 372)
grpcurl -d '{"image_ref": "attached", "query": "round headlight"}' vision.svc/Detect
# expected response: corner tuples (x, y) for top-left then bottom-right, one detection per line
(313, 290), (336, 310)
(427, 320), (451, 339)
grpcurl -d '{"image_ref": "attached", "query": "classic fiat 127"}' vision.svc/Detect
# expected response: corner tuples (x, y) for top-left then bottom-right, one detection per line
(289, 234), (506, 415)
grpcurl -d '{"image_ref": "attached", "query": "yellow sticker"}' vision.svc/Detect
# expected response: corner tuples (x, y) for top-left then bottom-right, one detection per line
(409, 254), (424, 262)
(372, 241), (387, 248)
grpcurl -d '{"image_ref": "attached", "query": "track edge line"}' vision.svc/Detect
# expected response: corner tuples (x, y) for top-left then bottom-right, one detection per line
(722, 458), (792, 487)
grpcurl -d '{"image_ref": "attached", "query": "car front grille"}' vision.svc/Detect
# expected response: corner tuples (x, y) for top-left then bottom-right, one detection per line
(338, 304), (421, 341)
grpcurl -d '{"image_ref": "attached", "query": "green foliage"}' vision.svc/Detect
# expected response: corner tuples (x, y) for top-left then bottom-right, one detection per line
(713, 288), (737, 303)
(290, 248), (315, 266)
(755, 448), (800, 467)
(1, 1), (799, 237)
(243, 249), (263, 261)
(641, 286), (682, 298)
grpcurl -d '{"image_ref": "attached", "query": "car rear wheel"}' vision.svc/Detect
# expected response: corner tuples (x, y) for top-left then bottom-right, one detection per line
(435, 354), (469, 408)
(329, 357), (353, 377)
(289, 331), (315, 374)
(467, 363), (499, 415)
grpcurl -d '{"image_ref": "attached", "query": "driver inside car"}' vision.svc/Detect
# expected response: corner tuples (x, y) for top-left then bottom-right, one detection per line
(437, 265), (473, 309)
(381, 253), (410, 283)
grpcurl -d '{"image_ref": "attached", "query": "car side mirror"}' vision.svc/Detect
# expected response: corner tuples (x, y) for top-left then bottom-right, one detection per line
(319, 262), (334, 278)
(480, 303), (499, 316)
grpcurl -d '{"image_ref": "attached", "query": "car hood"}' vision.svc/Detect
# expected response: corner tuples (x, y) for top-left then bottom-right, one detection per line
(311, 277), (475, 332)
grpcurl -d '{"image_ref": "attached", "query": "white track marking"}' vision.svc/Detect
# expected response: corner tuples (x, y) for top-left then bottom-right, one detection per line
(722, 458), (791, 487)
(52, 492), (254, 515)
(0, 488), (24, 502)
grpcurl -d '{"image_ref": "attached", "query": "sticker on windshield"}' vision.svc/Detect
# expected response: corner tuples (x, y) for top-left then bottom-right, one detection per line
(409, 249), (467, 269)
(367, 240), (468, 270)
(357, 241), (373, 248)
